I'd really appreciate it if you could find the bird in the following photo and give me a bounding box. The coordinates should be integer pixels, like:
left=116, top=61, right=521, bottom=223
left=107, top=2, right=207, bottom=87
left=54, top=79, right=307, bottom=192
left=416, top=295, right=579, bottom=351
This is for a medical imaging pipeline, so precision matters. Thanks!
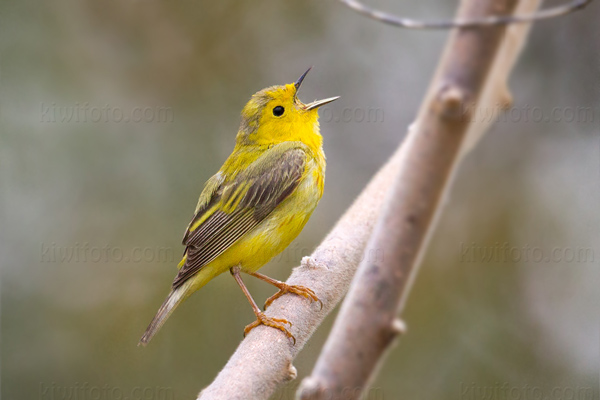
left=139, top=68, right=339, bottom=345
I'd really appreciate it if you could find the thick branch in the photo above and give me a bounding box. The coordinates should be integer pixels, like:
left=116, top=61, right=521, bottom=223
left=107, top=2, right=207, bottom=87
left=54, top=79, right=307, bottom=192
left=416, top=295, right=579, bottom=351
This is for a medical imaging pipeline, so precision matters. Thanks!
left=296, top=0, right=541, bottom=399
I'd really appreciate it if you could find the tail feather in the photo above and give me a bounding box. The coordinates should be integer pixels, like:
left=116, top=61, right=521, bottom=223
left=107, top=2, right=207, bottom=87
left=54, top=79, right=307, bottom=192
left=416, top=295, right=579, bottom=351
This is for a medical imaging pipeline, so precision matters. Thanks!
left=138, top=287, right=187, bottom=346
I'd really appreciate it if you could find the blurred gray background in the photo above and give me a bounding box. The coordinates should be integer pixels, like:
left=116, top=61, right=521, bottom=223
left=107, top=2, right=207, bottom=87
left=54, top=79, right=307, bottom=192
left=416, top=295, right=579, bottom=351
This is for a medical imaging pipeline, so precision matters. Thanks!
left=1, top=0, right=599, bottom=399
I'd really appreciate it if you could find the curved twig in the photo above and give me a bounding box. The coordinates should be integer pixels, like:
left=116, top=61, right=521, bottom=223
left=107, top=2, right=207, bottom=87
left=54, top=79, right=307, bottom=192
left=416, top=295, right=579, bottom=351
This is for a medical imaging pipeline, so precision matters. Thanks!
left=338, top=0, right=591, bottom=29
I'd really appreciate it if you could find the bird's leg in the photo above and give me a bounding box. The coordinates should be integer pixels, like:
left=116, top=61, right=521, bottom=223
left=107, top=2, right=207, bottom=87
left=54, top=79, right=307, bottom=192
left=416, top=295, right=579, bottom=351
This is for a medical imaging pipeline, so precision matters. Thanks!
left=245, top=271, right=322, bottom=310
left=230, top=266, right=295, bottom=344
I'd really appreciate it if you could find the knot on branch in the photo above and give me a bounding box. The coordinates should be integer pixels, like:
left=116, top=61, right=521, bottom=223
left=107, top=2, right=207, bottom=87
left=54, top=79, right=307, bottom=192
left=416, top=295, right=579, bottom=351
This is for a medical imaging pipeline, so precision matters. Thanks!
left=499, top=87, right=514, bottom=110
left=391, top=318, right=407, bottom=335
left=300, top=256, right=329, bottom=271
left=436, top=84, right=470, bottom=121
left=376, top=316, right=405, bottom=349
left=285, top=362, right=298, bottom=381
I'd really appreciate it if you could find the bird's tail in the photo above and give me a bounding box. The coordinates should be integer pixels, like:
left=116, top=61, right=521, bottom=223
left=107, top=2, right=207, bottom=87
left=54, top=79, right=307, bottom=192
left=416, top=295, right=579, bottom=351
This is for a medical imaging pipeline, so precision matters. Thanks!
left=138, top=285, right=189, bottom=346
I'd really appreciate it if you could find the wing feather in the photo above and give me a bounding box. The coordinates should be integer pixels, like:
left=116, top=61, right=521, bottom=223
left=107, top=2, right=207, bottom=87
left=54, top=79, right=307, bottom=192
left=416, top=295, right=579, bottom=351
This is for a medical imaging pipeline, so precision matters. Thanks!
left=172, top=145, right=307, bottom=289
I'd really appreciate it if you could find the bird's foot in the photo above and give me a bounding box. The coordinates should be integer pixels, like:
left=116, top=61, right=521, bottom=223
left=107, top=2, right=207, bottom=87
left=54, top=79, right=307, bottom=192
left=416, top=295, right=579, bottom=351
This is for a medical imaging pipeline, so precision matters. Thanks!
left=244, top=312, right=295, bottom=344
left=264, top=284, right=322, bottom=310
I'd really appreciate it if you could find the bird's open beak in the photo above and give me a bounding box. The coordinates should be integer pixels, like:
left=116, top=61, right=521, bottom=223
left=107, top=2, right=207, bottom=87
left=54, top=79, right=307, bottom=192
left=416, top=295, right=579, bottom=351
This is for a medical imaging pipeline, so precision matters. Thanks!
left=294, top=67, right=312, bottom=90
left=305, top=96, right=340, bottom=110
left=294, top=67, right=340, bottom=110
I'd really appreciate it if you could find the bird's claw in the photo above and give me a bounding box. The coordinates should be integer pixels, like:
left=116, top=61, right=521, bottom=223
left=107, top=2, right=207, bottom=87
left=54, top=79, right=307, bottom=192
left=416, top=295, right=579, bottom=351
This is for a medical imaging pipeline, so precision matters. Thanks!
left=244, top=312, right=295, bottom=344
left=264, top=284, right=322, bottom=310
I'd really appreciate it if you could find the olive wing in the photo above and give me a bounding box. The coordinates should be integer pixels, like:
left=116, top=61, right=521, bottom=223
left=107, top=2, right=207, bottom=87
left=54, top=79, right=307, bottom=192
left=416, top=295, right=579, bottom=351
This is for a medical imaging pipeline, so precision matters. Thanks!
left=172, top=147, right=307, bottom=289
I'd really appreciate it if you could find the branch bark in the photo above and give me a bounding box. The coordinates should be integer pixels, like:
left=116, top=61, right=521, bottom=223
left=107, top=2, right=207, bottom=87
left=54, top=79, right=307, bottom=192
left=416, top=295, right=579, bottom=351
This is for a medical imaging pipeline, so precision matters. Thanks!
left=296, top=1, right=542, bottom=399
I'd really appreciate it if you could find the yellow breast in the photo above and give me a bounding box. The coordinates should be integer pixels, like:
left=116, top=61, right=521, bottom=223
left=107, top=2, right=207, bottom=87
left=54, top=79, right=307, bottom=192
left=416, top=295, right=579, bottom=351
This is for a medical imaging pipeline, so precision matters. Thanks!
left=183, top=154, right=325, bottom=294
left=237, top=154, right=324, bottom=272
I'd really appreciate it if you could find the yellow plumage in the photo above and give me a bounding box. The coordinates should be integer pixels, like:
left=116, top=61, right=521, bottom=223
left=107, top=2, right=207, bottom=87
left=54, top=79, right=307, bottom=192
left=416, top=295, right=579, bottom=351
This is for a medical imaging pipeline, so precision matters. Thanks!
left=139, top=68, right=338, bottom=345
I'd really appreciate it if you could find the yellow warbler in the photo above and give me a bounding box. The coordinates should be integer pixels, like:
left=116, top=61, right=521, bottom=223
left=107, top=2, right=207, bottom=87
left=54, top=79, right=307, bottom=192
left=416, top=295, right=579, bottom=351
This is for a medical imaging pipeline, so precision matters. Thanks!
left=139, top=68, right=338, bottom=345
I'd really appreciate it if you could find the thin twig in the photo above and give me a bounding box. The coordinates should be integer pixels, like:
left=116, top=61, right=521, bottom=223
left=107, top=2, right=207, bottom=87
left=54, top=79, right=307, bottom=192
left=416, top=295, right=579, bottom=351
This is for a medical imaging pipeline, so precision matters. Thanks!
left=338, top=0, right=591, bottom=29
left=297, top=0, right=542, bottom=398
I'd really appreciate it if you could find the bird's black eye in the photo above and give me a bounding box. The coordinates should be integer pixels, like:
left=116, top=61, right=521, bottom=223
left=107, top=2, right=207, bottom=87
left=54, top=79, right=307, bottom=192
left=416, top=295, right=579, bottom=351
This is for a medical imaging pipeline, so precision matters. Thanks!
left=273, top=106, right=285, bottom=117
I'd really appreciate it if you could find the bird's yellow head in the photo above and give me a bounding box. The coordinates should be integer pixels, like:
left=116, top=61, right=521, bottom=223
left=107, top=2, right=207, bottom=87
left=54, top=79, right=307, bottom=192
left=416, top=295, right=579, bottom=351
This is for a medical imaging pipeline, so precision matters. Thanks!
left=237, top=68, right=339, bottom=148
